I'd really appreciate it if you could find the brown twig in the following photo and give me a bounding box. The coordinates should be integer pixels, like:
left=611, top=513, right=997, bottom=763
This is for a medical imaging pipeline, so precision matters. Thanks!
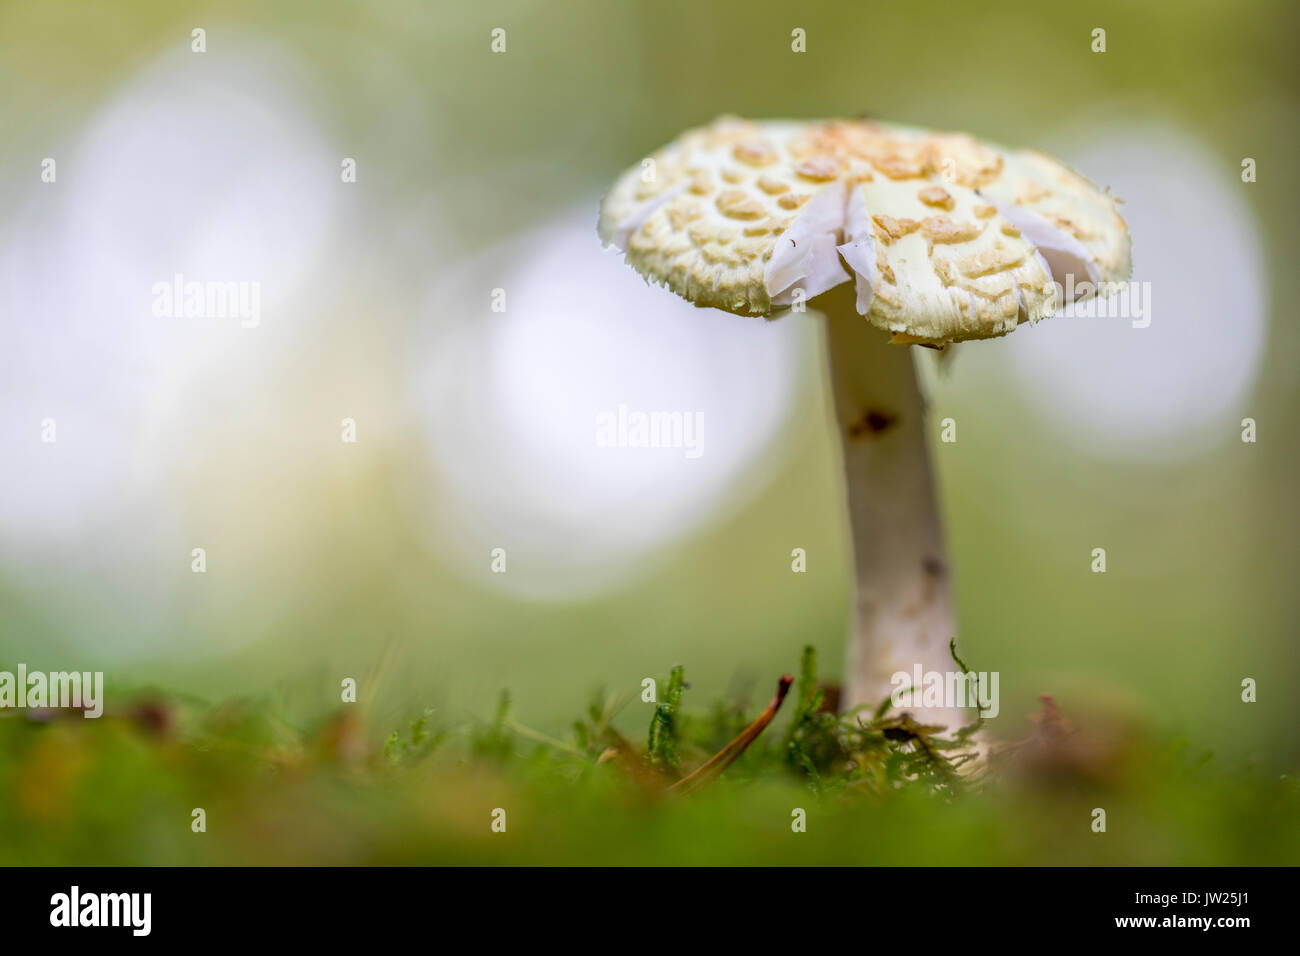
left=600, top=728, right=675, bottom=794
left=670, top=674, right=794, bottom=795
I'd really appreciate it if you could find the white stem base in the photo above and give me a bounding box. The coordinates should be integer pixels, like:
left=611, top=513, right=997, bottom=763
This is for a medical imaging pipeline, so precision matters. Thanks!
left=817, top=285, right=966, bottom=729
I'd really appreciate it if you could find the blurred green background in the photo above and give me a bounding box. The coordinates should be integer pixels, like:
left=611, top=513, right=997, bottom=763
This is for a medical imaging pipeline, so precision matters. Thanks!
left=1, top=0, right=1296, bottom=805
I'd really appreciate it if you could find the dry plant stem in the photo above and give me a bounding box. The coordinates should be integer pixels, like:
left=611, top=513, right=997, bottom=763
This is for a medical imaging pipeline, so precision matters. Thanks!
left=670, top=675, right=794, bottom=795
left=602, top=730, right=675, bottom=794
left=507, top=719, right=587, bottom=757
left=818, top=284, right=966, bottom=729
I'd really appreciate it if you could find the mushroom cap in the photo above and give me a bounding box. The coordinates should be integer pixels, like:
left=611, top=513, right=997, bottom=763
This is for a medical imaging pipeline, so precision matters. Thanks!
left=598, top=117, right=1131, bottom=346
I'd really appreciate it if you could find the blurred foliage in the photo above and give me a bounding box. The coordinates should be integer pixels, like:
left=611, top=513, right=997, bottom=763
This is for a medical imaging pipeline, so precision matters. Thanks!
left=1, top=648, right=1296, bottom=866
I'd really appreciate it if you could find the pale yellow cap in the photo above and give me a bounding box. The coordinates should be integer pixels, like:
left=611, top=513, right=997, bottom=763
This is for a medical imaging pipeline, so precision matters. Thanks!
left=599, top=117, right=1131, bottom=346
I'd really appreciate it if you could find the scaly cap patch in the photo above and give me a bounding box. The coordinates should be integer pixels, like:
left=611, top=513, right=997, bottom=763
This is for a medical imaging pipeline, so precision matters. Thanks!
left=599, top=117, right=1131, bottom=345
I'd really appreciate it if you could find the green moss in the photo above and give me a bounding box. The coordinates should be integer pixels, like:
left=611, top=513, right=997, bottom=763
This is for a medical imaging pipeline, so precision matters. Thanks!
left=0, top=648, right=1296, bottom=866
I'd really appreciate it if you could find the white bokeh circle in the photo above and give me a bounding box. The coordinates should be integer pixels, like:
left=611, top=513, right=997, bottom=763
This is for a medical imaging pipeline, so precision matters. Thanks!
left=1001, top=120, right=1267, bottom=460
left=0, top=43, right=339, bottom=550
left=415, top=208, right=812, bottom=599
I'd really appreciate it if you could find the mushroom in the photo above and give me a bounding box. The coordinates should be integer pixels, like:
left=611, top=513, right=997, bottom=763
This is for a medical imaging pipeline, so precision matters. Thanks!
left=598, top=117, right=1130, bottom=727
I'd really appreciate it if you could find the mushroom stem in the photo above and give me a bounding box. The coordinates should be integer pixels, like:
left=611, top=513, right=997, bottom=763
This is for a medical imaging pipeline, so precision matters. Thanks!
left=816, top=284, right=966, bottom=729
